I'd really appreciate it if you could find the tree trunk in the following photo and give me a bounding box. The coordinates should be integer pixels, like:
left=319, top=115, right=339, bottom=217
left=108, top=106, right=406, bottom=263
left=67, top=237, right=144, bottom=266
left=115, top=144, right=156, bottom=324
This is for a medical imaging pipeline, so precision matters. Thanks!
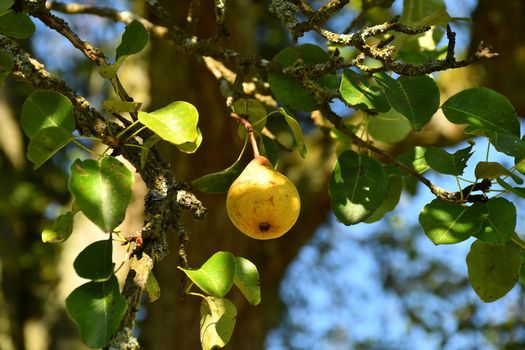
left=139, top=1, right=332, bottom=349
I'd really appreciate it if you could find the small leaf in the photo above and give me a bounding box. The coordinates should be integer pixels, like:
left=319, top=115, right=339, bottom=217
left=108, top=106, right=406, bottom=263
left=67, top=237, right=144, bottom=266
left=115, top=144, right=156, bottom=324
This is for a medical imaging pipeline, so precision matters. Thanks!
left=138, top=101, right=199, bottom=146
left=140, top=135, right=161, bottom=169
left=192, top=139, right=246, bottom=193
left=365, top=176, right=403, bottom=223
left=179, top=251, right=236, bottom=297
left=21, top=90, right=75, bottom=138
left=268, top=44, right=335, bottom=111
left=374, top=73, right=440, bottom=130
left=260, top=134, right=280, bottom=168
left=368, top=109, right=411, bottom=143
left=200, top=297, right=237, bottom=350
left=69, top=157, right=134, bottom=232
left=329, top=150, right=389, bottom=225
left=467, top=240, right=522, bottom=302
left=475, top=161, right=523, bottom=184
left=497, top=178, right=525, bottom=199
left=474, top=198, right=516, bottom=245
left=419, top=199, right=485, bottom=244
left=442, top=87, right=519, bottom=136
left=425, top=145, right=473, bottom=176
left=146, top=272, right=161, bottom=303
left=98, top=56, right=126, bottom=79
left=340, top=69, right=390, bottom=112
left=42, top=211, right=74, bottom=243
left=0, top=10, right=35, bottom=39
left=27, top=127, right=74, bottom=169
left=176, top=127, right=202, bottom=154
left=0, top=50, right=13, bottom=83
left=278, top=108, right=307, bottom=158
left=233, top=99, right=267, bottom=134
left=73, top=239, right=114, bottom=281
left=234, top=257, right=261, bottom=306
left=65, top=275, right=127, bottom=348
left=102, top=99, right=141, bottom=113
left=116, top=20, right=149, bottom=60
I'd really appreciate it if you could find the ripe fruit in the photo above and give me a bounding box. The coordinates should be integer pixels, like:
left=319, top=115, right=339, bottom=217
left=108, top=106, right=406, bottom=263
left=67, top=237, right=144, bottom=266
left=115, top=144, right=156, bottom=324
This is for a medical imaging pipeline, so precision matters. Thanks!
left=226, top=156, right=301, bottom=240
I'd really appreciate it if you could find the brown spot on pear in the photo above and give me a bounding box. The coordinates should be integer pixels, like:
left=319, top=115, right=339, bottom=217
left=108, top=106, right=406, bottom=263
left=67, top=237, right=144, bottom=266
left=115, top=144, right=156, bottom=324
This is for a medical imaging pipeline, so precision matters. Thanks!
left=226, top=156, right=300, bottom=239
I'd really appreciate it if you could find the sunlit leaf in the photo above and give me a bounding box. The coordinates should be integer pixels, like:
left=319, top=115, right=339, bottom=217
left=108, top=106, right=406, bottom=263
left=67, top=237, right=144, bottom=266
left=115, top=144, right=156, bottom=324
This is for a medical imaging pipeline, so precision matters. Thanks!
left=73, top=239, right=114, bottom=281
left=21, top=90, right=75, bottom=138
left=368, top=109, right=411, bottom=143
left=179, top=251, right=236, bottom=297
left=138, top=101, right=199, bottom=146
left=442, top=87, right=519, bottom=136
left=234, top=257, right=261, bottom=306
left=419, top=199, right=485, bottom=244
left=425, top=145, right=473, bottom=176
left=329, top=150, right=389, bottom=225
left=27, top=127, right=74, bottom=169
left=365, top=176, right=403, bottom=223
left=374, top=73, right=440, bottom=130
left=233, top=98, right=267, bottom=135
left=278, top=108, right=307, bottom=158
left=467, top=240, right=522, bottom=302
left=42, top=211, right=74, bottom=243
left=176, top=127, right=202, bottom=154
left=65, top=276, right=127, bottom=348
left=146, top=272, right=161, bottom=303
left=69, top=157, right=134, bottom=232
left=339, top=69, right=390, bottom=112
left=200, top=296, right=237, bottom=350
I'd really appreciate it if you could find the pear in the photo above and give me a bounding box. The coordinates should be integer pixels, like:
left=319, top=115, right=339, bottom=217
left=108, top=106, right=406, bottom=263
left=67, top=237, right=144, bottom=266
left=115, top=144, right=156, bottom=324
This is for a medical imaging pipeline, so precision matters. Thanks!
left=226, top=156, right=301, bottom=240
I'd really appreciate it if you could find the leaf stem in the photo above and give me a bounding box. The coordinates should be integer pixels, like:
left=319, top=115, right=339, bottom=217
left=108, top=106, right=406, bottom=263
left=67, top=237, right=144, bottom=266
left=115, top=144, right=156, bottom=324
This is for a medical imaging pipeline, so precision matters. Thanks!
left=123, top=125, right=147, bottom=144
left=115, top=119, right=141, bottom=139
left=71, top=139, right=100, bottom=156
left=511, top=234, right=525, bottom=252
left=231, top=112, right=260, bottom=158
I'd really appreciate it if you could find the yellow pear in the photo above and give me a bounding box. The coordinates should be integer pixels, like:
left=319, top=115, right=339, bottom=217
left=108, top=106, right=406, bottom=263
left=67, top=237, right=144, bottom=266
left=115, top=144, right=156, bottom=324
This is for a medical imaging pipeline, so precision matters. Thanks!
left=226, top=156, right=300, bottom=240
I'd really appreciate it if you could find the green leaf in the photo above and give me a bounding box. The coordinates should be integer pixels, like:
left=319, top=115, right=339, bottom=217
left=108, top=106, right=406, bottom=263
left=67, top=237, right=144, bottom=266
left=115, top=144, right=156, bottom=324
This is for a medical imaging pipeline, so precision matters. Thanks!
left=486, top=132, right=525, bottom=159
left=467, top=240, right=522, bottom=302
left=475, top=161, right=523, bottom=184
left=69, top=157, right=134, bottom=232
left=374, top=73, right=440, bottom=130
left=234, top=257, right=261, bottom=306
left=176, top=127, right=202, bottom=154
left=419, top=199, right=485, bottom=244
left=339, top=69, right=390, bottom=112
left=260, top=134, right=280, bottom=168
left=0, top=50, right=13, bottom=83
left=401, top=0, right=448, bottom=25
left=474, top=198, right=516, bottom=245
left=98, top=56, right=126, bottom=79
left=497, top=178, right=525, bottom=199
left=140, top=135, right=161, bottom=169
left=179, top=251, right=236, bottom=298
left=73, top=239, right=114, bottom=281
left=268, top=44, right=334, bottom=111
left=425, top=145, right=473, bottom=176
left=368, top=109, right=412, bottom=143
left=389, top=146, right=429, bottom=176
left=138, top=101, right=199, bottom=146
left=278, top=108, right=307, bottom=158
left=27, top=127, right=74, bottom=169
left=0, top=10, right=35, bottom=39
left=365, top=176, right=403, bottom=223
left=0, top=0, right=14, bottom=14
left=442, top=87, right=519, bottom=136
left=200, top=297, right=237, bottom=350
left=146, top=272, right=161, bottom=303
left=21, top=90, right=75, bottom=138
left=65, top=275, right=127, bottom=348
left=191, top=139, right=246, bottom=193
left=102, top=99, right=141, bottom=113
left=116, top=20, right=149, bottom=60
left=42, top=211, right=74, bottom=243
left=329, top=150, right=389, bottom=225
left=233, top=98, right=267, bottom=135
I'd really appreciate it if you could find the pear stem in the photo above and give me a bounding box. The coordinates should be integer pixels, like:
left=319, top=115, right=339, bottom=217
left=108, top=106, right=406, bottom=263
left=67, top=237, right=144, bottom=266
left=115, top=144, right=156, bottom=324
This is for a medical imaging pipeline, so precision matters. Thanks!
left=231, top=112, right=260, bottom=158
